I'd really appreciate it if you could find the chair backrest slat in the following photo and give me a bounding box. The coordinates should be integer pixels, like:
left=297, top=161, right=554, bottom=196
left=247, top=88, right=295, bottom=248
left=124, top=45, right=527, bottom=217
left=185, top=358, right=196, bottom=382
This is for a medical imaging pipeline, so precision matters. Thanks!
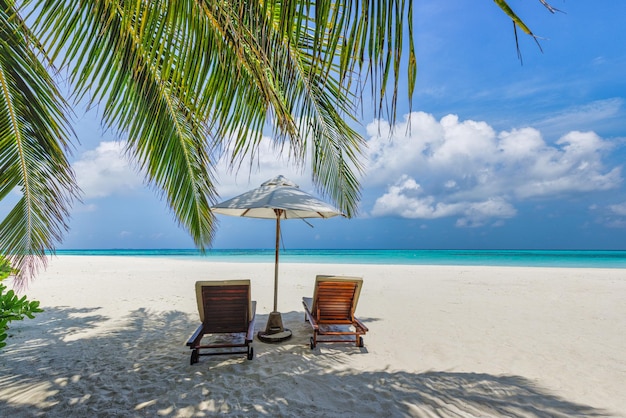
left=195, top=280, right=251, bottom=333
left=312, top=275, right=363, bottom=322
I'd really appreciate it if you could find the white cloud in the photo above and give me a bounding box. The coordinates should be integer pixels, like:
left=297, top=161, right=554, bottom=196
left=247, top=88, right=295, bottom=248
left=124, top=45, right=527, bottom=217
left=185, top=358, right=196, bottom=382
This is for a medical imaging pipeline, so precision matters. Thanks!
left=73, top=141, right=144, bottom=199
left=609, top=202, right=626, bottom=216
left=454, top=198, right=517, bottom=227
left=73, top=203, right=97, bottom=213
left=513, top=131, right=621, bottom=198
left=366, top=112, right=622, bottom=225
left=372, top=175, right=516, bottom=227
left=535, top=98, right=623, bottom=133
left=595, top=202, right=626, bottom=229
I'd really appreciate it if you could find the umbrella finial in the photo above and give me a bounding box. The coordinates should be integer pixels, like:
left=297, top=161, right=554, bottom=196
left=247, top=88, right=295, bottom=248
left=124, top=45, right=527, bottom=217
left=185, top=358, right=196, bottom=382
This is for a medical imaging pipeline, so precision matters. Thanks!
left=262, top=175, right=299, bottom=188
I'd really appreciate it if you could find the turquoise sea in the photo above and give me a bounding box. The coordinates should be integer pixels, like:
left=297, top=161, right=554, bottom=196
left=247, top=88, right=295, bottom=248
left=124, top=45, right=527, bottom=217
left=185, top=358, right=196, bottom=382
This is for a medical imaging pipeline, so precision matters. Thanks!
left=53, top=249, right=626, bottom=269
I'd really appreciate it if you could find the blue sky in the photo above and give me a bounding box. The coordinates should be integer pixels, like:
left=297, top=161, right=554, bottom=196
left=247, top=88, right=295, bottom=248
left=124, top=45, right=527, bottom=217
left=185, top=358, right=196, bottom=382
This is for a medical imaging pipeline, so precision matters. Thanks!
left=7, top=1, right=626, bottom=250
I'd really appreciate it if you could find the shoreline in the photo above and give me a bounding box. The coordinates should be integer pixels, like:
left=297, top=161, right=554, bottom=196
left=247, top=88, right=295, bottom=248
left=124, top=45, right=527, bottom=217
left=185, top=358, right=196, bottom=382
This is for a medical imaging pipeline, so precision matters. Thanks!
left=46, top=249, right=626, bottom=270
left=1, top=256, right=625, bottom=416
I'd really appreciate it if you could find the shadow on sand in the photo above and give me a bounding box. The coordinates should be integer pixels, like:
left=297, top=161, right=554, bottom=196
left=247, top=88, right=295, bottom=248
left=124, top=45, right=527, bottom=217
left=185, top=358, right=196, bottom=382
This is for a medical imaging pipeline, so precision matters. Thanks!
left=0, top=308, right=609, bottom=417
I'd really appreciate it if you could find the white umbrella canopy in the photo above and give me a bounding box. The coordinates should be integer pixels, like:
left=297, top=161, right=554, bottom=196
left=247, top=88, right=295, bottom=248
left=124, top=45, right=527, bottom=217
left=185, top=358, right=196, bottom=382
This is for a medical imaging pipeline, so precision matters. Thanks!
left=211, top=175, right=343, bottom=220
left=211, top=175, right=345, bottom=342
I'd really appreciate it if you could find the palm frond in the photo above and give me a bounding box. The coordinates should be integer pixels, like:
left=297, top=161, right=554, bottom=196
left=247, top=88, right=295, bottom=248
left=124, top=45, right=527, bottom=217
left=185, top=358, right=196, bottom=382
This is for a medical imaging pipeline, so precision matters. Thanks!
left=192, top=1, right=413, bottom=216
left=30, top=0, right=410, bottom=220
left=0, top=1, right=78, bottom=285
left=31, top=0, right=217, bottom=248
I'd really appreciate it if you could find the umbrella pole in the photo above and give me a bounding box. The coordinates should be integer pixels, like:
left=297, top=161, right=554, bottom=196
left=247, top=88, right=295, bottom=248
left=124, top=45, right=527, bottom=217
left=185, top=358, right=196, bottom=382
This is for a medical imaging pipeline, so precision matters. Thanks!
left=258, top=209, right=291, bottom=342
left=274, top=215, right=279, bottom=312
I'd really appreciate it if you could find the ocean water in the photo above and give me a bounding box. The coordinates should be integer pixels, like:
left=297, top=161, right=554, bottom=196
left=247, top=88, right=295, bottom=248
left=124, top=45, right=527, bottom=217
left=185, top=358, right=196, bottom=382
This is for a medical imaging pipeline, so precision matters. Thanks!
left=52, top=249, right=626, bottom=269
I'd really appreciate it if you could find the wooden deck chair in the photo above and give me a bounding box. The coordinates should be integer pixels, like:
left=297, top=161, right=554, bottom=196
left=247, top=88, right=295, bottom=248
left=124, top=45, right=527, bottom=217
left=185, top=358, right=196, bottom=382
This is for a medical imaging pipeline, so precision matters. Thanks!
left=186, top=280, right=256, bottom=364
left=302, top=275, right=368, bottom=349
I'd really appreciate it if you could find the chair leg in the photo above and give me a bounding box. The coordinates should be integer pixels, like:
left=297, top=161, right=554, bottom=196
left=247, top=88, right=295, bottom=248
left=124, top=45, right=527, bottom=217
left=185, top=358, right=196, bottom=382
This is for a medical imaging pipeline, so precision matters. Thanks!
left=190, top=349, right=199, bottom=365
left=310, top=331, right=318, bottom=349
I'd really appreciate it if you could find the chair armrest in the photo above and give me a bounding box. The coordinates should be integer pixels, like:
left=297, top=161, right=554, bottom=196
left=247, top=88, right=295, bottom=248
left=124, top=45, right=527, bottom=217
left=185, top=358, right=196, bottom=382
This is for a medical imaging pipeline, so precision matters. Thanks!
left=354, top=317, right=368, bottom=333
left=246, top=301, right=257, bottom=342
left=302, top=298, right=319, bottom=329
left=186, top=324, right=204, bottom=347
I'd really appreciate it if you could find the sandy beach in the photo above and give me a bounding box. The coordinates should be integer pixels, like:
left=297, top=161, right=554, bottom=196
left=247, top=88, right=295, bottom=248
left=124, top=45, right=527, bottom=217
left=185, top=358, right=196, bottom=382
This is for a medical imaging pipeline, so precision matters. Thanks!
left=1, top=256, right=625, bottom=417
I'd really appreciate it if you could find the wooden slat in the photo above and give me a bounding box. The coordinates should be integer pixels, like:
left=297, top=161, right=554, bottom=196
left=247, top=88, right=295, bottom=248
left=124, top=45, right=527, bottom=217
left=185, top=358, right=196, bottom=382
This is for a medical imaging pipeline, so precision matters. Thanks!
left=202, top=285, right=249, bottom=333
left=315, top=282, right=357, bottom=323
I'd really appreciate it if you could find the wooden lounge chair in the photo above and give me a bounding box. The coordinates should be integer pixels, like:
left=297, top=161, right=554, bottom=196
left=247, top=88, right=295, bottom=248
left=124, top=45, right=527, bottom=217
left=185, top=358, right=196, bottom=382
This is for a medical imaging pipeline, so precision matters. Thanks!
left=186, top=280, right=256, bottom=364
left=302, top=275, right=368, bottom=349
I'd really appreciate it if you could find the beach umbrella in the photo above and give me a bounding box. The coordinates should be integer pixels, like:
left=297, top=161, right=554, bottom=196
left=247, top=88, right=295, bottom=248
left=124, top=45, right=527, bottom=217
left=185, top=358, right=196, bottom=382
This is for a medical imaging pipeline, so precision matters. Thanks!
left=212, top=175, right=344, bottom=342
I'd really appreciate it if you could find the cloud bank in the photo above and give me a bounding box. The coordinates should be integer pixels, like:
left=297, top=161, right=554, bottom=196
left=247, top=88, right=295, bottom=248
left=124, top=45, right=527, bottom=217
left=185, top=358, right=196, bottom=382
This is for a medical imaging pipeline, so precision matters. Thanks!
left=366, top=112, right=622, bottom=226
left=71, top=137, right=314, bottom=202
left=70, top=112, right=622, bottom=228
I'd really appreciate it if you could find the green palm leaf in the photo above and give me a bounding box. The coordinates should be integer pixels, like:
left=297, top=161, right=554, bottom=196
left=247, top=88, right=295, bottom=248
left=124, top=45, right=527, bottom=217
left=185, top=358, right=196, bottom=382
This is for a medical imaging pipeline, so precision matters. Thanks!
left=32, top=0, right=217, bottom=248
left=0, top=2, right=78, bottom=283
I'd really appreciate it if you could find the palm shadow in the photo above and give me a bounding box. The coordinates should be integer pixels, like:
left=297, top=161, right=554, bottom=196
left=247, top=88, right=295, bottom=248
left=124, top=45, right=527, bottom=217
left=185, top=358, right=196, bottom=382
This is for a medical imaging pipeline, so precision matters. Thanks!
left=0, top=308, right=609, bottom=417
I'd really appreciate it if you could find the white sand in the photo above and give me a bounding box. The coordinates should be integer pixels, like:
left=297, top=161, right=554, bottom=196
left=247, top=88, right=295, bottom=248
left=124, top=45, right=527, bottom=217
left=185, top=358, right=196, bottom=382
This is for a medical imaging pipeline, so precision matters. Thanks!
left=1, top=256, right=625, bottom=417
